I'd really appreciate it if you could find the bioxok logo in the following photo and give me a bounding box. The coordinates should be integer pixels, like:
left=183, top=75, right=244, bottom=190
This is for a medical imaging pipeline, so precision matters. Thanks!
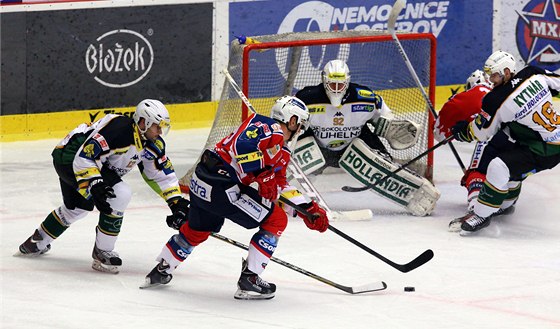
left=85, top=29, right=154, bottom=88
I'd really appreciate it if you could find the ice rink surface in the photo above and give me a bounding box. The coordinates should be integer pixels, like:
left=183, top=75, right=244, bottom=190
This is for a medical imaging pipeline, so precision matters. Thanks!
left=1, top=127, right=559, bottom=329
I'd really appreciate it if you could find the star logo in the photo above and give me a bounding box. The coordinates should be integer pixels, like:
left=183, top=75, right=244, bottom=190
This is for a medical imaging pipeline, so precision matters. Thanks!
left=515, top=0, right=560, bottom=71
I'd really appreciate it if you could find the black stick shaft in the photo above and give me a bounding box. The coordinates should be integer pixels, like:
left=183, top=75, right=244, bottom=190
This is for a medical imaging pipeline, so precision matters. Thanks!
left=279, top=196, right=434, bottom=273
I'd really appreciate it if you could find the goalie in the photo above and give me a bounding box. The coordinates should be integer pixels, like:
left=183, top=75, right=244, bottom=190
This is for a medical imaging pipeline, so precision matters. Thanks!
left=295, top=59, right=439, bottom=216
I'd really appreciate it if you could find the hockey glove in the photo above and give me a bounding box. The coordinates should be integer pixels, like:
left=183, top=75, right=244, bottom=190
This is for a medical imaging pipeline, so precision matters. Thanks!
left=167, top=197, right=190, bottom=230
left=451, top=120, right=474, bottom=142
left=297, top=201, right=329, bottom=233
left=89, top=179, right=116, bottom=214
left=255, top=169, right=277, bottom=201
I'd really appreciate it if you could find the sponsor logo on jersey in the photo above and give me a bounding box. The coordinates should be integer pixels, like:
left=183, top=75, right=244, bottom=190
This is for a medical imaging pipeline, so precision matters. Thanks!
left=470, top=142, right=487, bottom=168
left=236, top=151, right=263, bottom=164
left=334, top=111, right=344, bottom=116
left=328, top=140, right=346, bottom=148
left=266, top=145, right=280, bottom=158
left=85, top=29, right=154, bottom=88
left=190, top=174, right=212, bottom=202
left=308, top=106, right=326, bottom=114
left=515, top=0, right=560, bottom=72
left=351, top=104, right=376, bottom=112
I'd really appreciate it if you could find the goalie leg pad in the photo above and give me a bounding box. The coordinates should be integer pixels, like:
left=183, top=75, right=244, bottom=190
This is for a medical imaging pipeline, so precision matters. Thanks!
left=339, top=139, right=440, bottom=216
left=293, top=136, right=326, bottom=175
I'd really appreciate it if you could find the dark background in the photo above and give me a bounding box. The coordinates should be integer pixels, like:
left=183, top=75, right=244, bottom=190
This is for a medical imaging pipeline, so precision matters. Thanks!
left=1, top=3, right=213, bottom=115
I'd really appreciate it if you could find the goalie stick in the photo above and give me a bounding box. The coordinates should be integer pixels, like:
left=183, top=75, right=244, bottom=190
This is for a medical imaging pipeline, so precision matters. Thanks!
left=221, top=68, right=373, bottom=222
left=388, top=0, right=466, bottom=173
left=342, top=135, right=453, bottom=192
left=211, top=233, right=387, bottom=294
left=279, top=195, right=434, bottom=273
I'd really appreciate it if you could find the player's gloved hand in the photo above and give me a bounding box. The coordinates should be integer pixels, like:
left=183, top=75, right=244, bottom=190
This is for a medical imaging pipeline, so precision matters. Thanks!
left=167, top=197, right=190, bottom=230
left=297, top=201, right=329, bottom=233
left=89, top=179, right=116, bottom=214
left=451, top=120, right=474, bottom=142
left=255, top=169, right=277, bottom=200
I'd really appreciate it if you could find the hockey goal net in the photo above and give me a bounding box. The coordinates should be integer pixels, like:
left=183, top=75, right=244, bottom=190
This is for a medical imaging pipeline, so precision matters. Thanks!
left=180, top=29, right=436, bottom=189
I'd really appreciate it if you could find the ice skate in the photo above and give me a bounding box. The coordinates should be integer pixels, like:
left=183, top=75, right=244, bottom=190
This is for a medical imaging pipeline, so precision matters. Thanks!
left=234, top=259, right=276, bottom=300
left=448, top=211, right=473, bottom=232
left=459, top=213, right=491, bottom=236
left=91, top=245, right=122, bottom=274
left=16, top=229, right=51, bottom=256
left=140, top=259, right=173, bottom=289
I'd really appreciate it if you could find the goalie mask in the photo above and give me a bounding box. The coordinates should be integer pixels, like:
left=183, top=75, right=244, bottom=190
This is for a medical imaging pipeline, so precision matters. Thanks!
left=484, top=50, right=517, bottom=77
left=134, top=99, right=171, bottom=139
left=322, top=60, right=350, bottom=107
left=271, top=95, right=310, bottom=135
left=465, top=70, right=492, bottom=90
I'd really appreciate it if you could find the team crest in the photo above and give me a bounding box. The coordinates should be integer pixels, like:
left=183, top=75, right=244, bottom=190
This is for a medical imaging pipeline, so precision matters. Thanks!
left=515, top=0, right=560, bottom=71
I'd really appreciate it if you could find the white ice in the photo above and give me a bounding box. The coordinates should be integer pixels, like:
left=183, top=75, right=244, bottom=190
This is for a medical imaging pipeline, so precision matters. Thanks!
left=1, top=128, right=559, bottom=329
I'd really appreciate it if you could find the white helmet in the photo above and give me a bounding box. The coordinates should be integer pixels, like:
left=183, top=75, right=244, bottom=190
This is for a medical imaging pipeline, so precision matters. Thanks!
left=465, top=70, right=492, bottom=90
left=322, top=59, right=350, bottom=106
left=271, top=95, right=310, bottom=130
left=484, top=50, right=517, bottom=77
left=133, top=99, right=171, bottom=138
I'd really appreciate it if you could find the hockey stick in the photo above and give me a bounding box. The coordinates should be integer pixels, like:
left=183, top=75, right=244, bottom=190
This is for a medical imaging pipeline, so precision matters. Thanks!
left=221, top=68, right=373, bottom=221
left=342, top=135, right=453, bottom=192
left=279, top=196, right=434, bottom=273
left=388, top=0, right=466, bottom=173
left=211, top=232, right=387, bottom=294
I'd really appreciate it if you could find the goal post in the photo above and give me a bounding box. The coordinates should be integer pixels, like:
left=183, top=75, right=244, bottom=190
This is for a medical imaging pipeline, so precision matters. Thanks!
left=179, top=29, right=436, bottom=190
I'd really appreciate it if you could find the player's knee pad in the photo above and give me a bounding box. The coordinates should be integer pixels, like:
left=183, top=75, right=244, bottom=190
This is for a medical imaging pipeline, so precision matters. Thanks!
left=107, top=181, right=132, bottom=216
left=180, top=223, right=211, bottom=246
left=339, top=138, right=440, bottom=216
left=260, top=205, right=287, bottom=236
left=486, top=157, right=510, bottom=189
left=293, top=136, right=326, bottom=175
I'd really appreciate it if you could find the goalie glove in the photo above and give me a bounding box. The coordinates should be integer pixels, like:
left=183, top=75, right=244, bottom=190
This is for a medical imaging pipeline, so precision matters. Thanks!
left=296, top=201, right=329, bottom=233
left=373, top=116, right=421, bottom=150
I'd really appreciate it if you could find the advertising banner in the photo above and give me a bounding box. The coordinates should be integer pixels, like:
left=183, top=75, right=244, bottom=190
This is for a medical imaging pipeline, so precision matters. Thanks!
left=1, top=3, right=212, bottom=115
left=230, top=0, right=493, bottom=86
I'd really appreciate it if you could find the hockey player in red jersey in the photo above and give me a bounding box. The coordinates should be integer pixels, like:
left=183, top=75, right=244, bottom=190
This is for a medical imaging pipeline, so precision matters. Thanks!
left=17, top=99, right=189, bottom=274
left=452, top=50, right=560, bottom=234
left=142, top=96, right=329, bottom=300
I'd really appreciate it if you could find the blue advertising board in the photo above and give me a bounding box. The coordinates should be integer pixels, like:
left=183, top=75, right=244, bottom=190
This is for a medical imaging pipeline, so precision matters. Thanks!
left=230, top=0, right=493, bottom=86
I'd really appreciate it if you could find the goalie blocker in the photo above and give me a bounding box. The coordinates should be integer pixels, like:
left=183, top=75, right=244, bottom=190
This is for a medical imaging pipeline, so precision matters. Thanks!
left=339, top=139, right=440, bottom=216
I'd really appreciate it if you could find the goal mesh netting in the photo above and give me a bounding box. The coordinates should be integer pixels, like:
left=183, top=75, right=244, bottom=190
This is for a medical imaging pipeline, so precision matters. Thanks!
left=180, top=30, right=436, bottom=188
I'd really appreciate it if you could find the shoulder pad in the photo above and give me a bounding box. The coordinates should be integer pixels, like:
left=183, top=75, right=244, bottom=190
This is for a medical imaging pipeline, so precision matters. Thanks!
left=144, top=137, right=166, bottom=157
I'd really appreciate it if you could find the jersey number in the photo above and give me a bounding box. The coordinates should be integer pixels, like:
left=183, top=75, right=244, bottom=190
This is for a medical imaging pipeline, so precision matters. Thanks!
left=333, top=117, right=344, bottom=126
left=532, top=102, right=559, bottom=132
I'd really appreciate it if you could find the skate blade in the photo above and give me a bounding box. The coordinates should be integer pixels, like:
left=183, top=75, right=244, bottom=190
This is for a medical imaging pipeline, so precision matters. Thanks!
left=448, top=221, right=463, bottom=232
left=92, top=260, right=119, bottom=274
left=233, top=289, right=275, bottom=300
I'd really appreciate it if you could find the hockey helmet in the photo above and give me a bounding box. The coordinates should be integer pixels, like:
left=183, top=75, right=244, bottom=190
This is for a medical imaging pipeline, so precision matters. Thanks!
left=322, top=59, right=350, bottom=106
left=133, top=99, right=171, bottom=138
left=271, top=95, right=310, bottom=130
left=465, top=70, right=492, bottom=90
left=484, top=51, right=517, bottom=77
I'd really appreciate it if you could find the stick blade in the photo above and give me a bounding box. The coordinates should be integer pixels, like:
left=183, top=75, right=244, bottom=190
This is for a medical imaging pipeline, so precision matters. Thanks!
left=348, top=281, right=388, bottom=294
left=330, top=209, right=373, bottom=221
left=401, top=249, right=434, bottom=273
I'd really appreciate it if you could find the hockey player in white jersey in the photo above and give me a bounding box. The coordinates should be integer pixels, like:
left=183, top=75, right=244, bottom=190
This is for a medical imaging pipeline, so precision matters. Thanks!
left=17, top=99, right=189, bottom=273
left=294, top=59, right=439, bottom=216
left=452, top=51, right=560, bottom=234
